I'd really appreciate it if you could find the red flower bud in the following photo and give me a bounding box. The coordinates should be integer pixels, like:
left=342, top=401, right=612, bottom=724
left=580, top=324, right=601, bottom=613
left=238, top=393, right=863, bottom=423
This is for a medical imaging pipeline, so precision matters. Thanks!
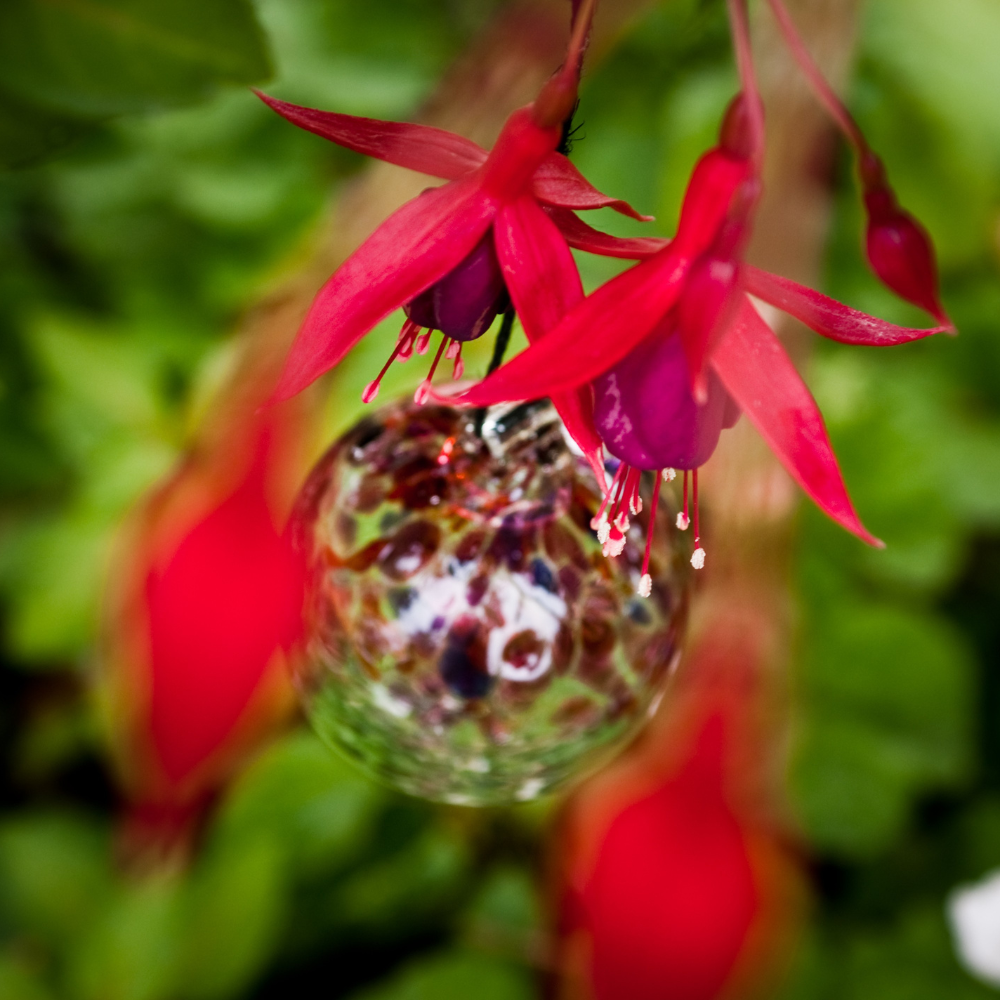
left=859, top=154, right=950, bottom=324
left=864, top=182, right=949, bottom=325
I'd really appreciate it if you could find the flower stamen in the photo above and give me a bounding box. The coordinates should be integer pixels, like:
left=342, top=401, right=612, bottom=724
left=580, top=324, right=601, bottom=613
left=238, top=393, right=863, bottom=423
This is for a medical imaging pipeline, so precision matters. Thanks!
left=362, top=319, right=421, bottom=403
left=676, top=470, right=691, bottom=531
left=414, top=335, right=451, bottom=404
left=608, top=467, right=634, bottom=535
left=591, top=462, right=627, bottom=531
left=600, top=465, right=632, bottom=557
left=638, top=470, right=663, bottom=598
left=690, top=467, right=706, bottom=569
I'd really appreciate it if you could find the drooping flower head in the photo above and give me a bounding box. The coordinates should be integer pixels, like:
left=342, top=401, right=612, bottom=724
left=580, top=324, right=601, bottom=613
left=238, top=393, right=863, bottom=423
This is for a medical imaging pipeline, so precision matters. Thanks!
left=454, top=0, right=953, bottom=593
left=259, top=0, right=651, bottom=484
left=764, top=0, right=951, bottom=325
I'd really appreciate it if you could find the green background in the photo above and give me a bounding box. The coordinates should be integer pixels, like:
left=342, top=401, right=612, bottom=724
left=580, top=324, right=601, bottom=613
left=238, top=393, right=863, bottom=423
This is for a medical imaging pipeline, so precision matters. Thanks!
left=1, top=0, right=1000, bottom=996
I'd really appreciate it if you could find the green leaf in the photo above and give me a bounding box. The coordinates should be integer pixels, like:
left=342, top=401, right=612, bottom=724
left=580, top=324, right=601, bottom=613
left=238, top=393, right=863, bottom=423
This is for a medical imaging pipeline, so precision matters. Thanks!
left=0, top=812, right=113, bottom=946
left=863, top=0, right=1000, bottom=170
left=0, top=313, right=179, bottom=662
left=0, top=88, right=95, bottom=170
left=790, top=603, right=974, bottom=857
left=174, top=837, right=286, bottom=1000
left=333, top=828, right=471, bottom=934
left=211, top=731, right=383, bottom=880
left=67, top=875, right=181, bottom=1000
left=790, top=715, right=927, bottom=860
left=775, top=907, right=997, bottom=1000
left=0, top=953, right=54, bottom=1000
left=459, top=866, right=541, bottom=958
left=349, top=950, right=536, bottom=1000
left=0, top=0, right=272, bottom=117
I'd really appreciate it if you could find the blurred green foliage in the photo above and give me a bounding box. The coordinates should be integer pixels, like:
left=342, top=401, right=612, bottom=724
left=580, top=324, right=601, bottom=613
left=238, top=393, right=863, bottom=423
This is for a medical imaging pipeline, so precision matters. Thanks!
left=0, top=0, right=998, bottom=997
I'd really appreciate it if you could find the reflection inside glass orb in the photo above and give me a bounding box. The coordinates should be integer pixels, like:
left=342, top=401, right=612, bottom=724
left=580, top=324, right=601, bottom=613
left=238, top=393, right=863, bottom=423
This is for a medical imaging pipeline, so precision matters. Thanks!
left=290, top=398, right=690, bottom=805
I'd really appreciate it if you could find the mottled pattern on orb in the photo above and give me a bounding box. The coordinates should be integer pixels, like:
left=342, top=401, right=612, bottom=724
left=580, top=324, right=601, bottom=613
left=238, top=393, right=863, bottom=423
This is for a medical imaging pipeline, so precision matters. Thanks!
left=291, top=399, right=690, bottom=806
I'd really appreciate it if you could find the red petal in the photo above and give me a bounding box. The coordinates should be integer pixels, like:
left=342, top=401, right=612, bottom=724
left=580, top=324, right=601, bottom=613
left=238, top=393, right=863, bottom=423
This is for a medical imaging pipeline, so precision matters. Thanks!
left=548, top=206, right=668, bottom=259
left=274, top=178, right=497, bottom=400
left=712, top=299, right=882, bottom=547
left=457, top=245, right=693, bottom=407
left=494, top=196, right=606, bottom=484
left=743, top=266, right=953, bottom=344
left=255, top=91, right=486, bottom=179
left=534, top=154, right=654, bottom=221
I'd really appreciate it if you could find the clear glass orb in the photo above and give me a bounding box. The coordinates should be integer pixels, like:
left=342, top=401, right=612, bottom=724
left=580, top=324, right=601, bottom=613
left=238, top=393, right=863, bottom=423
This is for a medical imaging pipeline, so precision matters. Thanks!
left=290, top=398, right=690, bottom=806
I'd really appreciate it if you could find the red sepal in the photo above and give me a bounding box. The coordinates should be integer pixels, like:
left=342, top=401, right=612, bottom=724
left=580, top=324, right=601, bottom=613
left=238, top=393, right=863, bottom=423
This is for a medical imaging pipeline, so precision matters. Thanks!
left=494, top=196, right=606, bottom=486
left=534, top=154, right=654, bottom=221
left=255, top=91, right=487, bottom=179
left=273, top=178, right=498, bottom=400
left=675, top=148, right=751, bottom=251
left=256, top=94, right=647, bottom=224
left=477, top=106, right=563, bottom=204
left=712, top=300, right=882, bottom=547
left=548, top=207, right=668, bottom=259
left=678, top=255, right=742, bottom=402
left=743, top=267, right=953, bottom=343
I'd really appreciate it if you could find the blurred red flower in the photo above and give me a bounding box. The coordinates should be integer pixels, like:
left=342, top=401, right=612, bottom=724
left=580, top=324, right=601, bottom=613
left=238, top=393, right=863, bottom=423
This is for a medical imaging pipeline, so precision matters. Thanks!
left=566, top=715, right=757, bottom=1000
left=554, top=607, right=799, bottom=1000
left=104, top=408, right=307, bottom=860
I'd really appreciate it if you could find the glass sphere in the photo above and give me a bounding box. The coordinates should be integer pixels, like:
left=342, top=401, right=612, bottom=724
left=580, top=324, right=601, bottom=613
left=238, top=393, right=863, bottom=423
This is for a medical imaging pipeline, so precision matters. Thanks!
left=290, top=398, right=690, bottom=805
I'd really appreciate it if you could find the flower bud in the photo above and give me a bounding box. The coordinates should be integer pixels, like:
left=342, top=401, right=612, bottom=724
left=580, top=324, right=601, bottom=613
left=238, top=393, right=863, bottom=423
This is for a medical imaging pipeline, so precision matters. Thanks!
left=861, top=154, right=949, bottom=324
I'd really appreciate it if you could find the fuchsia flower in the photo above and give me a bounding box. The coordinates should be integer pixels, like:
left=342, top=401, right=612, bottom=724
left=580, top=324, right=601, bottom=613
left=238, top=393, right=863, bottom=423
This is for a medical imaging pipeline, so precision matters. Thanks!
left=143, top=427, right=304, bottom=790
left=260, top=0, right=647, bottom=483
left=556, top=610, right=797, bottom=1000
left=108, top=414, right=305, bottom=852
left=455, top=0, right=955, bottom=593
left=564, top=714, right=759, bottom=1000
left=764, top=0, right=951, bottom=325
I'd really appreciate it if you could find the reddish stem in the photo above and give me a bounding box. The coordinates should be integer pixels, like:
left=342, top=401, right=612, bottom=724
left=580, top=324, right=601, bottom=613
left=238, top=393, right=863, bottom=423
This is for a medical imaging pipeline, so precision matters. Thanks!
left=765, top=0, right=868, bottom=155
left=693, top=468, right=701, bottom=542
left=534, top=0, right=597, bottom=126
left=726, top=0, right=766, bottom=171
